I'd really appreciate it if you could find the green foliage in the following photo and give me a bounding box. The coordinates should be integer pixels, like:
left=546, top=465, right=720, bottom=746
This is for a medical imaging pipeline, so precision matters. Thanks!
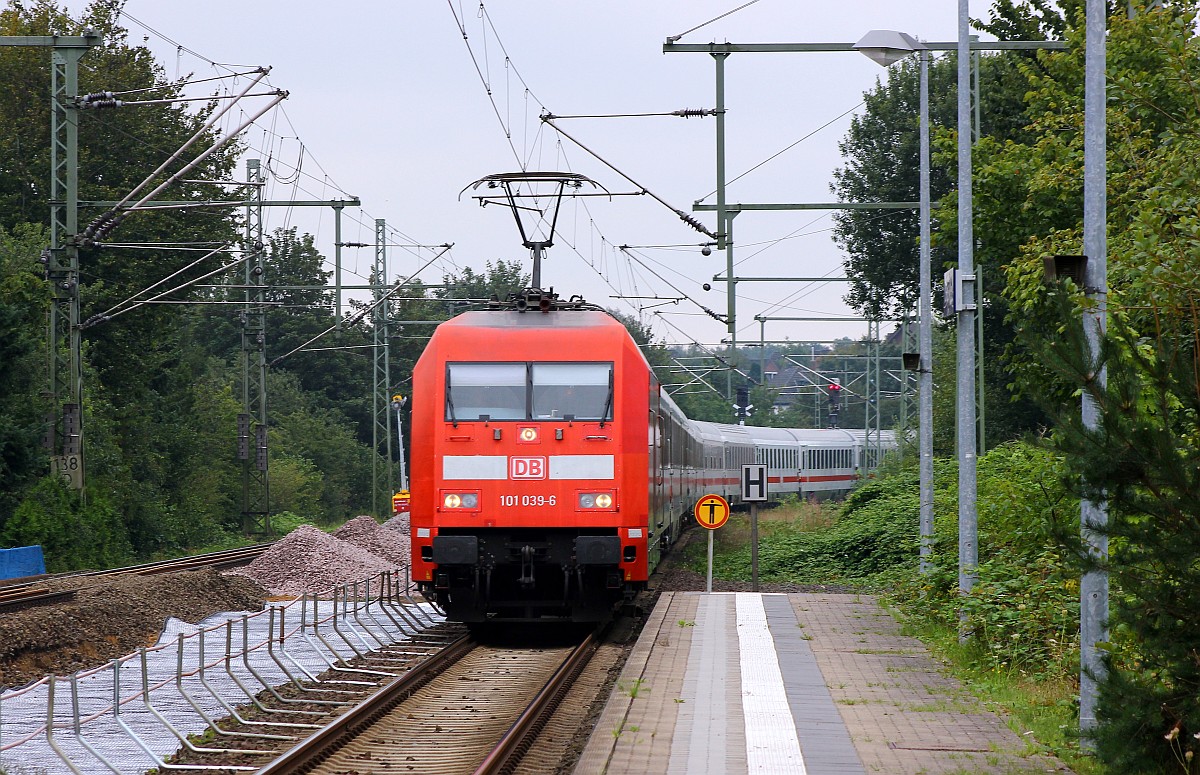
left=0, top=223, right=49, bottom=528
left=437, top=259, right=527, bottom=303
left=892, top=443, right=1078, bottom=679
left=831, top=53, right=958, bottom=320
left=695, top=479, right=919, bottom=585
left=971, top=4, right=1200, bottom=763
left=2, top=476, right=133, bottom=571
left=1015, top=293, right=1200, bottom=768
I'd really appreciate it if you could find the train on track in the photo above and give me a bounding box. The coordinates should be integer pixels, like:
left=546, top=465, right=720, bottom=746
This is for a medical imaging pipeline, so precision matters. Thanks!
left=409, top=289, right=895, bottom=623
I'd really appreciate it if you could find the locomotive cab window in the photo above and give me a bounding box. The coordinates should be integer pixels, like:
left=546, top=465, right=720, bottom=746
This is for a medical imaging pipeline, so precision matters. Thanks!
left=446, top=362, right=527, bottom=421
left=445, top=361, right=613, bottom=422
left=532, top=362, right=613, bottom=421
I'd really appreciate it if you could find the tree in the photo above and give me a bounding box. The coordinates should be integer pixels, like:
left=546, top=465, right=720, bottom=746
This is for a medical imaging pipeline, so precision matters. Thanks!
left=436, top=259, right=527, bottom=305
left=830, top=54, right=958, bottom=321
left=830, top=3, right=1066, bottom=447
left=0, top=224, right=49, bottom=530
left=972, top=1, right=1200, bottom=766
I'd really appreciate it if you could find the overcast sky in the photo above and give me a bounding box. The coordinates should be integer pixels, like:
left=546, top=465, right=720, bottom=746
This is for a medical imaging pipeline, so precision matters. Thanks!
left=65, top=0, right=993, bottom=347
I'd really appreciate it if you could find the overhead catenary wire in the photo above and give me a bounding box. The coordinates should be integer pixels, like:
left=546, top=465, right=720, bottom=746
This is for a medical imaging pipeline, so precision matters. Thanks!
left=105, top=69, right=265, bottom=98
left=619, top=246, right=726, bottom=323
left=81, top=244, right=241, bottom=328
left=82, top=69, right=280, bottom=241
left=102, top=6, right=454, bottom=314
left=541, top=115, right=718, bottom=240
left=446, top=0, right=525, bottom=168
left=695, top=101, right=866, bottom=203
left=86, top=90, right=283, bottom=109
left=270, top=244, right=454, bottom=367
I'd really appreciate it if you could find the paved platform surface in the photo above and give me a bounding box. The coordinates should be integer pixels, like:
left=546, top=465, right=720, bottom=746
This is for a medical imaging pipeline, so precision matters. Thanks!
left=574, top=592, right=1071, bottom=774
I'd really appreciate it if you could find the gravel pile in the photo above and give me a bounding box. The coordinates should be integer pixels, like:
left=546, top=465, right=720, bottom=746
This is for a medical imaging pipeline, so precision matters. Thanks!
left=334, top=515, right=411, bottom=566
left=229, top=524, right=395, bottom=597
left=383, top=513, right=410, bottom=533
left=0, top=569, right=266, bottom=688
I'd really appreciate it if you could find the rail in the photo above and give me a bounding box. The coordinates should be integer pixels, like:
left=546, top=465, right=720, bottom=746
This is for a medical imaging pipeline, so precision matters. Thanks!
left=475, top=630, right=600, bottom=775
left=0, top=567, right=450, bottom=774
left=254, top=634, right=476, bottom=774
left=80, top=543, right=273, bottom=577
left=254, top=630, right=599, bottom=775
left=0, top=544, right=274, bottom=613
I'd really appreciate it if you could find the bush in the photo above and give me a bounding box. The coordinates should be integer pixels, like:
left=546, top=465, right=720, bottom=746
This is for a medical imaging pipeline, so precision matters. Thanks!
left=3, top=477, right=133, bottom=571
left=891, top=442, right=1079, bottom=679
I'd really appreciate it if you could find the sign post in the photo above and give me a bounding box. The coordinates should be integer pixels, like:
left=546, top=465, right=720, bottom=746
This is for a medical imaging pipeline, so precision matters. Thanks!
left=742, top=464, right=768, bottom=591
left=694, top=494, right=731, bottom=593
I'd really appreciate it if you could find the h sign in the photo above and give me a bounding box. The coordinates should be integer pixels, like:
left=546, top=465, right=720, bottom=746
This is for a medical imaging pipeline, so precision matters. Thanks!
left=742, top=464, right=768, bottom=502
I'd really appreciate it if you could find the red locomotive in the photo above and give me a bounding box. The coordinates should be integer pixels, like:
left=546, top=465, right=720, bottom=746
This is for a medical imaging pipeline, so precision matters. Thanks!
left=410, top=290, right=894, bottom=623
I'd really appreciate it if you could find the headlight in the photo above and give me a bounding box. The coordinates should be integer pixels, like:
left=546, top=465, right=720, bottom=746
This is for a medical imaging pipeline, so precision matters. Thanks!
left=442, top=492, right=479, bottom=509
left=578, top=492, right=615, bottom=509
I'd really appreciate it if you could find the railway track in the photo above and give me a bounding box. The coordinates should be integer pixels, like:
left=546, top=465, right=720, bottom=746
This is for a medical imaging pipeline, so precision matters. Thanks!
left=181, top=628, right=601, bottom=775
left=0, top=543, right=272, bottom=612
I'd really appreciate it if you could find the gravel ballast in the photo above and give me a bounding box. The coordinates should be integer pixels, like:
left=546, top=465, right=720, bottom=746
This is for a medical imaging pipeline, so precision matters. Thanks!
left=227, top=524, right=398, bottom=596
left=334, top=514, right=411, bottom=566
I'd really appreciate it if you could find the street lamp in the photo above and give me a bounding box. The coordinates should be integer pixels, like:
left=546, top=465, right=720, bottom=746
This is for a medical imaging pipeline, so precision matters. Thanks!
left=853, top=30, right=935, bottom=574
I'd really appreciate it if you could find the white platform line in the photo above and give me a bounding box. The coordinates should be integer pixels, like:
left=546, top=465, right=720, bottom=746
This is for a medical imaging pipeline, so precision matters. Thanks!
left=737, top=593, right=807, bottom=774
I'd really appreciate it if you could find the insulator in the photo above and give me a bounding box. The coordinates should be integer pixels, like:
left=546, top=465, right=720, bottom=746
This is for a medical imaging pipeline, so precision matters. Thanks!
left=675, top=209, right=716, bottom=239
left=80, top=91, right=114, bottom=102
left=80, top=98, right=122, bottom=109
left=671, top=108, right=714, bottom=118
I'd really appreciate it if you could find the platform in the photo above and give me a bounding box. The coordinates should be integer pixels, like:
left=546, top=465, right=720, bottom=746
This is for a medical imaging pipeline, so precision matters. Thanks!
left=573, top=591, right=1070, bottom=774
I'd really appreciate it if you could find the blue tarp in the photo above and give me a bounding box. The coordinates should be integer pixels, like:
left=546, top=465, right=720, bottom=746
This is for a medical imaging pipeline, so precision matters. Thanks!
left=0, top=545, right=47, bottom=580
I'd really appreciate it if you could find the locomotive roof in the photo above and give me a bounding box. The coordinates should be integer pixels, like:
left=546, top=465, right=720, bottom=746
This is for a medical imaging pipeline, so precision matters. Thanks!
left=438, top=309, right=624, bottom=331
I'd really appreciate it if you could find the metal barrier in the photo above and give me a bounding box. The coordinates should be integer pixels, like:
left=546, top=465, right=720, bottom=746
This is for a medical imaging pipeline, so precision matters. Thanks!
left=0, top=567, right=448, bottom=774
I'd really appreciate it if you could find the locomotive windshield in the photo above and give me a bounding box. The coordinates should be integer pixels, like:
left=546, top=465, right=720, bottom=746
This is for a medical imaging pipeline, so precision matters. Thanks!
left=445, top=361, right=614, bottom=422
left=532, top=363, right=612, bottom=421
left=446, top=363, right=526, bottom=420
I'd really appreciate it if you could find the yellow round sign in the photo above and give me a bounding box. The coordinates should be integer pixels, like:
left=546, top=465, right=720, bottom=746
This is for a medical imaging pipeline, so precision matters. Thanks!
left=694, top=494, right=731, bottom=530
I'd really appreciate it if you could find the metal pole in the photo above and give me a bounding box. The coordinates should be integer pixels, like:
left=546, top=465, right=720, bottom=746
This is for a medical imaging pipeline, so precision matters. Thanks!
left=241, top=159, right=269, bottom=535
left=372, top=219, right=392, bottom=516
left=971, top=38, right=987, bottom=456
left=918, top=49, right=935, bottom=574
left=813, top=344, right=820, bottom=427
left=957, top=0, right=979, bottom=633
left=1079, top=0, right=1109, bottom=740
left=706, top=530, right=714, bottom=594
left=713, top=52, right=735, bottom=399
left=334, top=202, right=343, bottom=322
left=750, top=503, right=759, bottom=592
left=394, top=399, right=409, bottom=492
left=759, top=319, right=766, bottom=385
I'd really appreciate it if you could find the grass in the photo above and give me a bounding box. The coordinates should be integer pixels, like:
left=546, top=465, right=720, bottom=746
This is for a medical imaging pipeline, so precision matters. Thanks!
left=893, top=612, right=1104, bottom=775
left=682, top=497, right=843, bottom=577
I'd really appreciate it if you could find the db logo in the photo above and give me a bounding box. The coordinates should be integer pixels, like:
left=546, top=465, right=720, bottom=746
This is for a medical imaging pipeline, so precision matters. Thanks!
left=510, top=456, right=546, bottom=479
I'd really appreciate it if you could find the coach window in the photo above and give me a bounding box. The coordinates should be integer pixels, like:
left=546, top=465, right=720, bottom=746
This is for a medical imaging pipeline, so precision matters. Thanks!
left=446, top=362, right=527, bottom=420
left=532, top=362, right=613, bottom=421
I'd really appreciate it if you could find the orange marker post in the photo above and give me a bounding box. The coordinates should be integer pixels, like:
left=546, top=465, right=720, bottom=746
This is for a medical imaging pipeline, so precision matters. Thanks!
left=694, top=494, right=731, bottom=593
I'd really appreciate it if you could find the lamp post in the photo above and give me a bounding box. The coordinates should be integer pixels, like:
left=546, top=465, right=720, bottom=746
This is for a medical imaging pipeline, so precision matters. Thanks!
left=853, top=31, right=934, bottom=574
